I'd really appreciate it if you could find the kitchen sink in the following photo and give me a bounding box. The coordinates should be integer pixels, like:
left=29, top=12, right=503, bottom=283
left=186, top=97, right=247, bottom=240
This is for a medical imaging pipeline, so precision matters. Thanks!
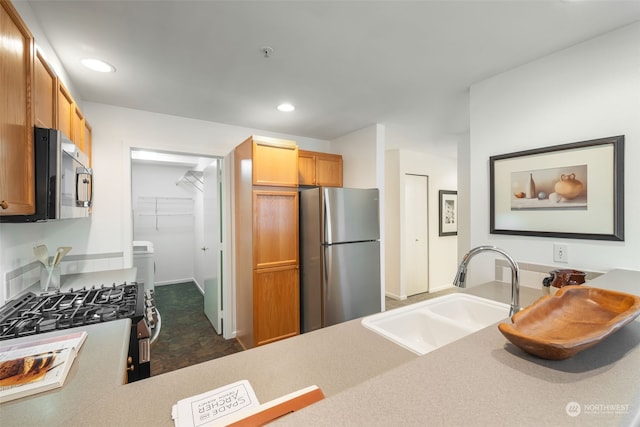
left=361, top=293, right=510, bottom=355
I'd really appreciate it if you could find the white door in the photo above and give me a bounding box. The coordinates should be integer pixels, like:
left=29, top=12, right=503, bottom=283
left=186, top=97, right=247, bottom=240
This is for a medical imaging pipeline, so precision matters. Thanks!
left=203, top=160, right=222, bottom=333
left=404, top=174, right=429, bottom=296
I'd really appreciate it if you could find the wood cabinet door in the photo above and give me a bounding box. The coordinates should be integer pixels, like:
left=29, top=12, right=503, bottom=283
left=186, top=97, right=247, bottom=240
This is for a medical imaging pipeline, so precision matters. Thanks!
left=72, top=104, right=85, bottom=150
left=252, top=139, right=298, bottom=187
left=316, top=154, right=343, bottom=187
left=253, top=266, right=300, bottom=346
left=297, top=150, right=315, bottom=186
left=253, top=190, right=299, bottom=269
left=0, top=0, right=35, bottom=215
left=56, top=81, right=73, bottom=138
left=34, top=50, right=56, bottom=129
left=83, top=120, right=92, bottom=165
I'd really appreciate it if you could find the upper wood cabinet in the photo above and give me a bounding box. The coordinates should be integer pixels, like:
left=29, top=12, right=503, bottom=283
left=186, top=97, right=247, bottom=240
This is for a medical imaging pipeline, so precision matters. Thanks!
left=83, top=120, right=92, bottom=165
left=57, top=80, right=91, bottom=162
left=250, top=136, right=298, bottom=187
left=298, top=150, right=343, bottom=187
left=72, top=104, right=85, bottom=148
left=0, top=0, right=35, bottom=216
left=56, top=80, right=73, bottom=139
left=297, top=151, right=316, bottom=185
left=34, top=49, right=56, bottom=129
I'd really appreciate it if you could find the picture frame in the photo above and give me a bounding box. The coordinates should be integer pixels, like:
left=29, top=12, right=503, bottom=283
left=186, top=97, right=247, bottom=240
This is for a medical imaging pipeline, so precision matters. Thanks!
left=439, top=190, right=458, bottom=236
left=490, top=135, right=624, bottom=241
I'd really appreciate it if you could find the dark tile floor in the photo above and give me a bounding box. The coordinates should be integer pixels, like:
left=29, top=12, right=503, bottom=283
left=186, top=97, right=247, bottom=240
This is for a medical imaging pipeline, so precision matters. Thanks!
left=151, top=282, right=243, bottom=376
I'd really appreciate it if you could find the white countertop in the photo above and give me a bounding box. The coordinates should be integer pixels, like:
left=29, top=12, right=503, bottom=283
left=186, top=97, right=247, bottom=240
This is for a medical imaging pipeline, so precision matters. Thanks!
left=0, top=320, right=131, bottom=424
left=1, top=269, right=639, bottom=426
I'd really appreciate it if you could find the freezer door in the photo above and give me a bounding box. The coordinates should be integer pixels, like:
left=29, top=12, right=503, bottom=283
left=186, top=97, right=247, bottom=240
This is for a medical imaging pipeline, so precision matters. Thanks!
left=323, top=188, right=380, bottom=244
left=323, top=241, right=381, bottom=327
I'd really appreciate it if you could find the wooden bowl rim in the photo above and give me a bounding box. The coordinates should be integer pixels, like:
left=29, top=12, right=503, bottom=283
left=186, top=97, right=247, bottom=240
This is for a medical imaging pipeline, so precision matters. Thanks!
left=498, top=286, right=640, bottom=359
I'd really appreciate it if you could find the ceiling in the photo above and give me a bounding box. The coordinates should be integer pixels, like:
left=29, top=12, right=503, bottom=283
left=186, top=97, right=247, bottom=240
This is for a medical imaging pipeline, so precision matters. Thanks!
left=25, top=1, right=640, bottom=158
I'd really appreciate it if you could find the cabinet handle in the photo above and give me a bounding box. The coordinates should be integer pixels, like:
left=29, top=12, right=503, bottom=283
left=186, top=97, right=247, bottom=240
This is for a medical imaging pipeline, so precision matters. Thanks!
left=0, top=200, right=8, bottom=210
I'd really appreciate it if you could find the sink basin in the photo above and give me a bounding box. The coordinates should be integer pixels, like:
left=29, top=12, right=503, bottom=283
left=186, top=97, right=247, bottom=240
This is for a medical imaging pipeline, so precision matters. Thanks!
left=362, top=293, right=510, bottom=355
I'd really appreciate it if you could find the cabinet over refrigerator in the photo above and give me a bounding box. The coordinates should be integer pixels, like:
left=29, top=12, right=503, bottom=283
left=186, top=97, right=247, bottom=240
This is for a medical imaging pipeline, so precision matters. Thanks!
left=300, top=187, right=381, bottom=333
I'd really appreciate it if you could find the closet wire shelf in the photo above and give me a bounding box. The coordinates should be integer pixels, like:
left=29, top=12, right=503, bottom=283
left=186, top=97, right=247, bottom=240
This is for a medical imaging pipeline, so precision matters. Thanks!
left=134, top=196, right=194, bottom=231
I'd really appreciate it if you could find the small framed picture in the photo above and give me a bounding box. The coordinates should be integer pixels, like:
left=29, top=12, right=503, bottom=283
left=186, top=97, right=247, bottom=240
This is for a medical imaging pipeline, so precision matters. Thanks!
left=439, top=190, right=458, bottom=236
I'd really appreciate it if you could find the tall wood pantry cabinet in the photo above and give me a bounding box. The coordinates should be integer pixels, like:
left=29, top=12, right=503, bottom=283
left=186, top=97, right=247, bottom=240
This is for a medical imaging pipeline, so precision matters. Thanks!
left=234, top=136, right=300, bottom=349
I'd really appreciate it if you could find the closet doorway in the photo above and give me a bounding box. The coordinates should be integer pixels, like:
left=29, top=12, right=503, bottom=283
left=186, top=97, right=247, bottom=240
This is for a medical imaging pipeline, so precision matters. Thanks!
left=130, top=149, right=223, bottom=334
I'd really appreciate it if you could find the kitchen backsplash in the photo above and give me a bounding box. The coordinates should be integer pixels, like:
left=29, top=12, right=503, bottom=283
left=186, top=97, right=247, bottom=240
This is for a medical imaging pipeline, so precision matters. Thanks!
left=3, top=252, right=125, bottom=304
left=495, top=259, right=602, bottom=289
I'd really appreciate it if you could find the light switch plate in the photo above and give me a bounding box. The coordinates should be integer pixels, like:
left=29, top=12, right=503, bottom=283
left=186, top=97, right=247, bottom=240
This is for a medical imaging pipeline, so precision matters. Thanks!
left=553, top=244, right=568, bottom=263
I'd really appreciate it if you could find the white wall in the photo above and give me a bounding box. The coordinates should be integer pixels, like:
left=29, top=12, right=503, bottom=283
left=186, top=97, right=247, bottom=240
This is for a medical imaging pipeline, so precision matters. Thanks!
left=456, top=133, right=471, bottom=261
left=83, top=102, right=331, bottom=271
left=384, top=150, right=401, bottom=299
left=385, top=149, right=458, bottom=299
left=331, top=124, right=384, bottom=189
left=467, top=22, right=640, bottom=286
left=131, top=162, right=197, bottom=285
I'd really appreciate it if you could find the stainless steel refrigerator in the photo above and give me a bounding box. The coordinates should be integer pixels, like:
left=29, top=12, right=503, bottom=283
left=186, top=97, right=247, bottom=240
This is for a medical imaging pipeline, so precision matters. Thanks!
left=300, top=187, right=381, bottom=333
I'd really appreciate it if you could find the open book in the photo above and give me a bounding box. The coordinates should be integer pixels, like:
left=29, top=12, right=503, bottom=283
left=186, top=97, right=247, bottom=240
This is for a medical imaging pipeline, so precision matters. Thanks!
left=172, top=380, right=324, bottom=427
left=0, top=330, right=88, bottom=403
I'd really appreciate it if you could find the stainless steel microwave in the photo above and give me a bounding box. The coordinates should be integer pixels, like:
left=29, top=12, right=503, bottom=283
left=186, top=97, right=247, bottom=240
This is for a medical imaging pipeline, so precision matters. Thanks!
left=0, top=127, right=93, bottom=222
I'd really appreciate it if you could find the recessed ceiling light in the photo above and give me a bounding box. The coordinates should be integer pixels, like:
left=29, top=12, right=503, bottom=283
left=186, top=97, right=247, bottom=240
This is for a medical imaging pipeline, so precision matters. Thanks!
left=277, top=103, right=295, bottom=112
left=81, top=58, right=116, bottom=73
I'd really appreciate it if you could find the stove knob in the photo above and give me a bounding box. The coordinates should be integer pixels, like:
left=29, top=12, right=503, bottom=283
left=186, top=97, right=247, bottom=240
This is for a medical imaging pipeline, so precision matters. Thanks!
left=146, top=308, right=157, bottom=327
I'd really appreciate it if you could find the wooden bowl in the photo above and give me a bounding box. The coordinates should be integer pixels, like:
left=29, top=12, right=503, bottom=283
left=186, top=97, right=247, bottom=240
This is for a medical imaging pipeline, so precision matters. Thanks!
left=498, top=286, right=640, bottom=360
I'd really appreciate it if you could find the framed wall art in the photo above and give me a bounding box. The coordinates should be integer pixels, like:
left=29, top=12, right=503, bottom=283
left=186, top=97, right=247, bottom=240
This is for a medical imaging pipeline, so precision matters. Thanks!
left=490, top=135, right=624, bottom=241
left=439, top=190, right=458, bottom=236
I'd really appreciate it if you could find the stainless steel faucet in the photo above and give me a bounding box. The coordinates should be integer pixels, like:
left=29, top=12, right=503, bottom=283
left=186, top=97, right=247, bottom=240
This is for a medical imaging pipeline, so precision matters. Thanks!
left=453, top=245, right=521, bottom=317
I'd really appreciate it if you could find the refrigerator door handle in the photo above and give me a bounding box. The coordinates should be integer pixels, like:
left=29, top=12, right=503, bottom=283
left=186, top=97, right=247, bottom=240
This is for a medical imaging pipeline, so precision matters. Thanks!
left=323, top=245, right=331, bottom=302
left=323, top=188, right=333, bottom=244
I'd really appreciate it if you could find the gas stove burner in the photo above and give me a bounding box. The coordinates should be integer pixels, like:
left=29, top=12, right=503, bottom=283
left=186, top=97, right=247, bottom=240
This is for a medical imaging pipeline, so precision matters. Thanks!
left=36, top=316, right=59, bottom=333
left=99, top=289, right=124, bottom=302
left=92, top=306, right=118, bottom=321
left=57, top=294, right=85, bottom=310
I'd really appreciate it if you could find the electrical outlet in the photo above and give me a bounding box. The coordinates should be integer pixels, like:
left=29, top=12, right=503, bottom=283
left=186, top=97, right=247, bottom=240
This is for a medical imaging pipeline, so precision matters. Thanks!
left=553, top=244, right=568, bottom=263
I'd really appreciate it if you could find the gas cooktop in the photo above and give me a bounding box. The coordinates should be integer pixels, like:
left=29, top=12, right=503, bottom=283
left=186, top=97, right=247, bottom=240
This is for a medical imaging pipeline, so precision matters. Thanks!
left=0, top=283, right=144, bottom=341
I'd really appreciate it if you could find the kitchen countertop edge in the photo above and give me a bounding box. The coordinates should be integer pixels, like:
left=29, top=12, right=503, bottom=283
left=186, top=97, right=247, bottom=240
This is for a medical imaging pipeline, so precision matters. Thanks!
left=1, top=269, right=638, bottom=426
